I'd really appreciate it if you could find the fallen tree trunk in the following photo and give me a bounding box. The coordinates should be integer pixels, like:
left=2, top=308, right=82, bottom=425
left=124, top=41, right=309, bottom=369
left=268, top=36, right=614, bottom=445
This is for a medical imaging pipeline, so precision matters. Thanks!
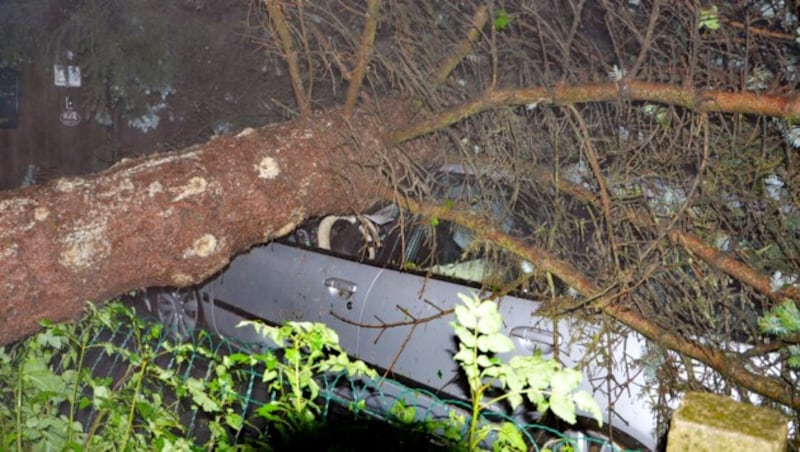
left=0, top=102, right=428, bottom=345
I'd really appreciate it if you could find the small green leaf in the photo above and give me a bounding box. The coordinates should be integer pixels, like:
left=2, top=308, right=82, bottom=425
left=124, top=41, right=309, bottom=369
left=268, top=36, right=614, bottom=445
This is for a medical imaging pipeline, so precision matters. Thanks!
left=494, top=422, right=526, bottom=452
left=453, top=346, right=475, bottom=365
left=390, top=400, right=417, bottom=424
left=477, top=332, right=515, bottom=354
left=507, top=392, right=524, bottom=411
left=453, top=324, right=477, bottom=349
left=22, top=356, right=66, bottom=394
left=759, top=300, right=800, bottom=338
left=476, top=310, right=503, bottom=335
left=698, top=6, right=720, bottom=31
left=572, top=390, right=603, bottom=426
left=550, top=368, right=582, bottom=395
left=476, top=354, right=494, bottom=369
left=454, top=304, right=478, bottom=330
left=550, top=391, right=578, bottom=424
left=493, top=8, right=510, bottom=31
left=92, top=385, right=111, bottom=408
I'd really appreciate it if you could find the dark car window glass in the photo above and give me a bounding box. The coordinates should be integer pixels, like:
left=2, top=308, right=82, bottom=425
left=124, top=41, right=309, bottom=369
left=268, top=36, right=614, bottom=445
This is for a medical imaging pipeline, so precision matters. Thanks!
left=283, top=203, right=404, bottom=264
left=406, top=218, right=531, bottom=288
left=405, top=171, right=526, bottom=286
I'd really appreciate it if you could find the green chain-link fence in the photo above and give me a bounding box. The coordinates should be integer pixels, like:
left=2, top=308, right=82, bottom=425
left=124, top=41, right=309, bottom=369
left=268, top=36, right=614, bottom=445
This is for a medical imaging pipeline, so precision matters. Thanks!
left=1, top=302, right=632, bottom=451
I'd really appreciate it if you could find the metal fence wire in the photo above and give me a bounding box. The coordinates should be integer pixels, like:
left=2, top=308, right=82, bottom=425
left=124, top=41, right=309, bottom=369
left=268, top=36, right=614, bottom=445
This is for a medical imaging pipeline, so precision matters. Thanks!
left=40, top=303, right=624, bottom=451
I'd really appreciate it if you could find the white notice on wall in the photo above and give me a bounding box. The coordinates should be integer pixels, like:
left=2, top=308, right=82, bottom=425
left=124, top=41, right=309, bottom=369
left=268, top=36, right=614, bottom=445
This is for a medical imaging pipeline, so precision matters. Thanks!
left=53, top=65, right=81, bottom=87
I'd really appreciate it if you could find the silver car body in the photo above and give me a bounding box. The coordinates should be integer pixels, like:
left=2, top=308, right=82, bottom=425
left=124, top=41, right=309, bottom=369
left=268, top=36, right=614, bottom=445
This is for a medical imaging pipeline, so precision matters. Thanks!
left=194, top=205, right=658, bottom=449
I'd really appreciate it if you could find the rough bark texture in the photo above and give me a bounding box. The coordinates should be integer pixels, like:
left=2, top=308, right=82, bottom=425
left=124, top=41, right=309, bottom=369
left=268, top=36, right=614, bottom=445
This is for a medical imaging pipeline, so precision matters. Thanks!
left=0, top=101, right=429, bottom=345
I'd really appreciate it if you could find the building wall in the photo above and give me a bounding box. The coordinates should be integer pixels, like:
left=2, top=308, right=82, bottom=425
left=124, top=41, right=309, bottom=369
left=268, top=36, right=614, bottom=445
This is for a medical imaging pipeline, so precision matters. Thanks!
left=0, top=63, right=211, bottom=190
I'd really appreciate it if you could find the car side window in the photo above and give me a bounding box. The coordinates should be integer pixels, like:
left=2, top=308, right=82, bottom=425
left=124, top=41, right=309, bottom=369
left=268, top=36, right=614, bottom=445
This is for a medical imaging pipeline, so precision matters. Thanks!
left=284, top=203, right=401, bottom=263
left=408, top=219, right=529, bottom=288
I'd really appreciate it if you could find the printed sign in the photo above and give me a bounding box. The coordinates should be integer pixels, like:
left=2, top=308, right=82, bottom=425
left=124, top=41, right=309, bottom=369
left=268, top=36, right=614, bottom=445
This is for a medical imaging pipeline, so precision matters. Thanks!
left=53, top=65, right=81, bottom=87
left=59, top=109, right=81, bottom=127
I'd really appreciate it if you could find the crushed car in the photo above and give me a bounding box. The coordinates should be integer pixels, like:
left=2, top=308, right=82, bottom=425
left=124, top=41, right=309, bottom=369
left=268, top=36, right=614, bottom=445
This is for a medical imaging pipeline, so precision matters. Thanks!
left=143, top=164, right=659, bottom=450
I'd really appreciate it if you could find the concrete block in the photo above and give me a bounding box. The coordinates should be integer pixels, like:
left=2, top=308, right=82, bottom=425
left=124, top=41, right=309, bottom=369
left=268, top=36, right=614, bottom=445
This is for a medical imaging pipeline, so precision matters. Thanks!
left=666, top=391, right=788, bottom=452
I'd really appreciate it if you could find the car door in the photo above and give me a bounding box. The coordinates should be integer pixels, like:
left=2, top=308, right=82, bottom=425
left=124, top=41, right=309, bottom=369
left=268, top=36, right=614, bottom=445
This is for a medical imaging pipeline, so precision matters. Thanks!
left=355, top=265, right=553, bottom=398
left=355, top=218, right=656, bottom=449
left=352, top=218, right=555, bottom=399
left=201, top=242, right=381, bottom=352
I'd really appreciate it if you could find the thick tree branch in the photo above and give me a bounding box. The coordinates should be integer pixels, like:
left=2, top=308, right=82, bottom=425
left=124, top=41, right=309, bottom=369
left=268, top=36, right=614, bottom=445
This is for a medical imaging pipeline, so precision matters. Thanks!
left=388, top=82, right=800, bottom=144
left=400, top=198, right=799, bottom=410
left=0, top=102, right=428, bottom=345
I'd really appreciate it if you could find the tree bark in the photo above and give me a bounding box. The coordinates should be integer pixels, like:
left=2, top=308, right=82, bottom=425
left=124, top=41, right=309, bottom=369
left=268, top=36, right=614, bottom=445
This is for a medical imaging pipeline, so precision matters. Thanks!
left=0, top=101, right=428, bottom=345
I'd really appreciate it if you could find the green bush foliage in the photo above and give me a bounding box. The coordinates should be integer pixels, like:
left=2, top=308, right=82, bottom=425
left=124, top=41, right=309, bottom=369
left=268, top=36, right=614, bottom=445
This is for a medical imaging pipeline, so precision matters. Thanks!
left=0, top=297, right=600, bottom=451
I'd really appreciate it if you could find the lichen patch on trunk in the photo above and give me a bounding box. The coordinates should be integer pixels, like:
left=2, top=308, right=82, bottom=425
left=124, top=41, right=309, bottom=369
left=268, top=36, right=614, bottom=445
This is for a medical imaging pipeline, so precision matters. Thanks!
left=117, top=149, right=202, bottom=178
left=55, top=178, right=89, bottom=193
left=0, top=198, right=40, bottom=233
left=1, top=244, right=18, bottom=259
left=0, top=197, right=35, bottom=215
left=275, top=222, right=296, bottom=237
left=173, top=176, right=208, bottom=201
left=171, top=273, right=193, bottom=286
left=147, top=181, right=164, bottom=197
left=257, top=157, right=280, bottom=179
left=34, top=207, right=49, bottom=221
left=183, top=233, right=218, bottom=258
left=58, top=217, right=111, bottom=271
left=236, top=127, right=255, bottom=138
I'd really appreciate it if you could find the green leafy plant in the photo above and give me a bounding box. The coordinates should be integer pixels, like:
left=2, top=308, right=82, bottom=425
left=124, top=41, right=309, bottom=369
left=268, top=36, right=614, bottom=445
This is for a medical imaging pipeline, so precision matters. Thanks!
left=1, top=298, right=607, bottom=451
left=227, top=320, right=377, bottom=442
left=758, top=300, right=800, bottom=368
left=0, top=302, right=197, bottom=451
left=450, top=292, right=602, bottom=451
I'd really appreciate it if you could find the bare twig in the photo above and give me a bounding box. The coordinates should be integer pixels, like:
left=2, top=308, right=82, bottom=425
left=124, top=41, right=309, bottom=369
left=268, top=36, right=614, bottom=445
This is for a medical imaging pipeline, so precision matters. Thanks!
left=343, top=0, right=381, bottom=116
left=431, top=4, right=489, bottom=85
left=629, top=0, right=662, bottom=76
left=330, top=304, right=453, bottom=329
left=381, top=323, right=416, bottom=379
left=562, top=0, right=586, bottom=63
left=264, top=0, right=311, bottom=118
left=567, top=105, right=621, bottom=273
left=722, top=18, right=797, bottom=42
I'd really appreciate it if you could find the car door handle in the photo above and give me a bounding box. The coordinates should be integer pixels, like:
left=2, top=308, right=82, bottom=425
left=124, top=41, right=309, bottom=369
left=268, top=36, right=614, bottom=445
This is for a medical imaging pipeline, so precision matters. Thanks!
left=509, top=326, right=555, bottom=355
left=324, top=278, right=358, bottom=297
